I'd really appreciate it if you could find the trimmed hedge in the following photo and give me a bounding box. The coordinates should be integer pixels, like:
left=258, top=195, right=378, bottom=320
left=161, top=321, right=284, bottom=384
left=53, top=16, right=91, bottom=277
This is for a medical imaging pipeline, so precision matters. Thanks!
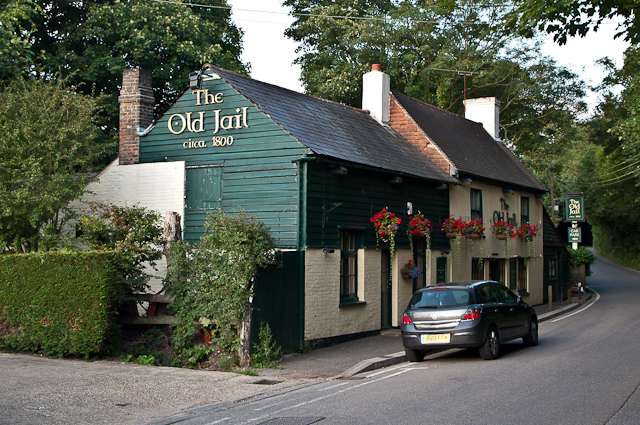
left=0, top=251, right=125, bottom=357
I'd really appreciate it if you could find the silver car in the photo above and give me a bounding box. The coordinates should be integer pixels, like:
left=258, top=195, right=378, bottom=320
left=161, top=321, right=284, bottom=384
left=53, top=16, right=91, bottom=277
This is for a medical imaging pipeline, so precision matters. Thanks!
left=401, top=281, right=538, bottom=361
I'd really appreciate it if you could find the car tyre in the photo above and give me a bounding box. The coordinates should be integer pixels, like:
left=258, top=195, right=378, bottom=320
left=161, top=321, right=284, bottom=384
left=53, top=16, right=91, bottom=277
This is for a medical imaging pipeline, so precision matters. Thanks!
left=523, top=317, right=539, bottom=346
left=405, top=347, right=425, bottom=362
left=479, top=326, right=500, bottom=360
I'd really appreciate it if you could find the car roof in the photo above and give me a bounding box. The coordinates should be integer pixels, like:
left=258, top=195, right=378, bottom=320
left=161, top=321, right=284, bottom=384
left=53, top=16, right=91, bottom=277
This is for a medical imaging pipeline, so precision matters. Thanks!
left=415, top=280, right=499, bottom=293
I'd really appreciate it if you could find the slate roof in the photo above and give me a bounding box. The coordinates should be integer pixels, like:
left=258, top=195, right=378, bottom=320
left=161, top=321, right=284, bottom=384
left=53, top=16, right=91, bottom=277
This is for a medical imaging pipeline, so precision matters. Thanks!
left=209, top=66, right=456, bottom=183
left=393, top=92, right=547, bottom=192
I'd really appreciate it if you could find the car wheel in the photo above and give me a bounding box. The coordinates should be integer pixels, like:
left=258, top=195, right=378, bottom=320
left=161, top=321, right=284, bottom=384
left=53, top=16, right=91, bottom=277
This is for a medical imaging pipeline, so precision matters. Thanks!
left=405, top=347, right=425, bottom=362
left=479, top=326, right=500, bottom=360
left=523, top=317, right=539, bottom=347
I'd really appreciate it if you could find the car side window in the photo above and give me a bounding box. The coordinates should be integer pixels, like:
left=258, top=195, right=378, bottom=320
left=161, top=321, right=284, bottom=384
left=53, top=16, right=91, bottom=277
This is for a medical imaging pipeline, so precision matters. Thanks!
left=475, top=284, right=500, bottom=304
left=496, top=284, right=518, bottom=304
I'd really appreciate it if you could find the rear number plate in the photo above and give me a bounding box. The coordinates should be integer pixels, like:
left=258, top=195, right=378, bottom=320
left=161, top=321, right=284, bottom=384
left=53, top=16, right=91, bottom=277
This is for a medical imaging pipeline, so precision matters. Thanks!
left=421, top=334, right=450, bottom=344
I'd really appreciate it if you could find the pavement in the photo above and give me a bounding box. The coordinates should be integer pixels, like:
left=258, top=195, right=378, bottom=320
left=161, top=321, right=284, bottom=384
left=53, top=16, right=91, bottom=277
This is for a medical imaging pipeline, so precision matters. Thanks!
left=0, top=290, right=593, bottom=425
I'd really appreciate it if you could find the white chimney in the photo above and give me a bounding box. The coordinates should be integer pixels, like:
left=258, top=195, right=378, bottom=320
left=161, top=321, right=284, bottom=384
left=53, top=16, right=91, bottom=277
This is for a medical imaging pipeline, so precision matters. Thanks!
left=464, top=97, right=501, bottom=140
left=362, top=64, right=390, bottom=125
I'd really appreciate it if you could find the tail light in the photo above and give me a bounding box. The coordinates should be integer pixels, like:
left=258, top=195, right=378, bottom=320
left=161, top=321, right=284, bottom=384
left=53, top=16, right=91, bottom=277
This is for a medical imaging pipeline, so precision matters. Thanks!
left=462, top=307, right=481, bottom=321
left=402, top=313, right=412, bottom=324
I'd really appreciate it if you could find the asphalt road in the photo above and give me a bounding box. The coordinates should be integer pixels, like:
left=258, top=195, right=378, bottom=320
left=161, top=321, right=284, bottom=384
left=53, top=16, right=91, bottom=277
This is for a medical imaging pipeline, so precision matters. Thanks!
left=170, top=252, right=640, bottom=425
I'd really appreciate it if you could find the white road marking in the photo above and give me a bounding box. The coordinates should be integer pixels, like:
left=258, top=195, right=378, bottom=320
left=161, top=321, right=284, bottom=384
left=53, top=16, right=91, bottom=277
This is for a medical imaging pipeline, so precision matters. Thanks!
left=204, top=417, right=230, bottom=424
left=551, top=288, right=601, bottom=322
left=235, top=368, right=415, bottom=424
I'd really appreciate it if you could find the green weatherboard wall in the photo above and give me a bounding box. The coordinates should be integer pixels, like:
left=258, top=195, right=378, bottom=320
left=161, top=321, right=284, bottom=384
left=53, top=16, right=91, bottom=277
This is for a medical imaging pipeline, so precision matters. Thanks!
left=139, top=73, right=307, bottom=246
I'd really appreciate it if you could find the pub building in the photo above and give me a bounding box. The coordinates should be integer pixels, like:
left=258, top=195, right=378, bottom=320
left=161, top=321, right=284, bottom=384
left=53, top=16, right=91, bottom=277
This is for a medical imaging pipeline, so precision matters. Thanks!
left=85, top=64, right=549, bottom=351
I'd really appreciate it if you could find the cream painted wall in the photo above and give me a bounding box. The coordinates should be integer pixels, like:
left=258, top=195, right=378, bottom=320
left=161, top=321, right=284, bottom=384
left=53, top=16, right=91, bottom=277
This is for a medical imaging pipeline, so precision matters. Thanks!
left=304, top=248, right=381, bottom=341
left=448, top=181, right=544, bottom=304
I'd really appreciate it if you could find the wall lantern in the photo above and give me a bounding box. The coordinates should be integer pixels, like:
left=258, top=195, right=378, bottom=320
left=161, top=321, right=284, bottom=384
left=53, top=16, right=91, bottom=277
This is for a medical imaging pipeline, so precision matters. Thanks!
left=189, top=71, right=203, bottom=89
left=435, top=183, right=448, bottom=191
left=330, top=165, right=348, bottom=175
left=502, top=188, right=514, bottom=195
left=461, top=177, right=473, bottom=185
left=389, top=176, right=403, bottom=184
left=535, top=193, right=545, bottom=200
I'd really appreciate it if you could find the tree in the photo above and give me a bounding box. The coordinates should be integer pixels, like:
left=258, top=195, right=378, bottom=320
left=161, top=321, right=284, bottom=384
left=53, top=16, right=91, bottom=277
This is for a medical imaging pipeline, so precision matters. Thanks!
left=164, top=209, right=276, bottom=365
left=0, top=78, right=106, bottom=253
left=284, top=0, right=585, bottom=158
left=3, top=0, right=248, bottom=161
left=504, top=0, right=640, bottom=45
left=0, top=0, right=37, bottom=82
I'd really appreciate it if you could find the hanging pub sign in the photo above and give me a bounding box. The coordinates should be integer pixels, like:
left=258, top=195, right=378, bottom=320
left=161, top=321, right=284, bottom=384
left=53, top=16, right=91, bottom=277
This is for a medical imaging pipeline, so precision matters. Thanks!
left=564, top=193, right=585, bottom=222
left=568, top=227, right=582, bottom=243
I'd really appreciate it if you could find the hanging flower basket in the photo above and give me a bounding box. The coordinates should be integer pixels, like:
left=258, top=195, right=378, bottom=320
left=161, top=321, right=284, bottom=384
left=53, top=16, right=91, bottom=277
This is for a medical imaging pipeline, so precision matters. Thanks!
left=442, top=218, right=465, bottom=264
left=407, top=213, right=432, bottom=276
left=446, top=232, right=458, bottom=239
left=518, top=224, right=538, bottom=243
left=495, top=233, right=508, bottom=240
left=371, top=208, right=401, bottom=284
left=463, top=218, right=484, bottom=239
left=400, top=267, right=411, bottom=279
left=492, top=221, right=517, bottom=241
left=466, top=233, right=482, bottom=240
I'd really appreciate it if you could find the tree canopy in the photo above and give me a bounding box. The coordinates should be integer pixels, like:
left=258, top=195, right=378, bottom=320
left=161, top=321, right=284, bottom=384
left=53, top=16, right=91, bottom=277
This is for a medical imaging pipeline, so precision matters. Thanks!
left=2, top=0, right=248, bottom=159
left=504, top=0, right=640, bottom=45
left=0, top=78, right=106, bottom=253
left=284, top=0, right=586, bottom=160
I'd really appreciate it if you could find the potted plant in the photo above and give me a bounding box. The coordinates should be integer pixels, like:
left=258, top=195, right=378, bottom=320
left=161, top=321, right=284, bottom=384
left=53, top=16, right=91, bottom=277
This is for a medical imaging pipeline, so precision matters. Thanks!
left=492, top=220, right=517, bottom=258
left=518, top=223, right=539, bottom=258
left=371, top=207, right=402, bottom=282
left=401, top=259, right=421, bottom=279
left=492, top=220, right=516, bottom=240
left=441, top=217, right=465, bottom=239
left=442, top=217, right=465, bottom=264
left=464, top=218, right=484, bottom=239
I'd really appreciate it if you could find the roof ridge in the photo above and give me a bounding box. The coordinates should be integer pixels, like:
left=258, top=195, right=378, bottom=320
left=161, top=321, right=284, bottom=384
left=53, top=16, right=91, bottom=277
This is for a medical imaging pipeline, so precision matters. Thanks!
left=391, top=90, right=469, bottom=122
left=203, top=63, right=369, bottom=115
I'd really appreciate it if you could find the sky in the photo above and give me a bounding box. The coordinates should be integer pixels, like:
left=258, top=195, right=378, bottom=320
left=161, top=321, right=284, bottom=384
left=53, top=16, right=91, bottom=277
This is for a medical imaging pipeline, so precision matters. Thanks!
left=228, top=0, right=630, bottom=111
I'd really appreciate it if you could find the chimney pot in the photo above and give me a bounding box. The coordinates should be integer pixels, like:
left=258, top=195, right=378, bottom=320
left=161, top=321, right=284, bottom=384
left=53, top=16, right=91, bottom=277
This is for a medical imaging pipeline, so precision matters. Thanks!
left=372, top=64, right=381, bottom=72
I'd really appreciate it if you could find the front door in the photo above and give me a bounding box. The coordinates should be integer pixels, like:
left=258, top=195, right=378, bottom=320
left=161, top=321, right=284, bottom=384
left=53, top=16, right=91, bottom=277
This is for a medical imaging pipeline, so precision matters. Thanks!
left=381, top=249, right=392, bottom=329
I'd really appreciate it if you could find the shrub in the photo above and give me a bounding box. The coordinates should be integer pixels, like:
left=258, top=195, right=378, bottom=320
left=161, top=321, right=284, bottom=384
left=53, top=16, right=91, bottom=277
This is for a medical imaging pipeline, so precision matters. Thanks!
left=0, top=251, right=124, bottom=357
left=567, top=246, right=597, bottom=276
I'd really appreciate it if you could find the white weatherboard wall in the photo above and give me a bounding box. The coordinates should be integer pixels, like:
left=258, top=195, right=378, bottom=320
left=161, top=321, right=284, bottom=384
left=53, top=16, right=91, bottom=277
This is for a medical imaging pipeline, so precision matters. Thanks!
left=78, top=159, right=186, bottom=292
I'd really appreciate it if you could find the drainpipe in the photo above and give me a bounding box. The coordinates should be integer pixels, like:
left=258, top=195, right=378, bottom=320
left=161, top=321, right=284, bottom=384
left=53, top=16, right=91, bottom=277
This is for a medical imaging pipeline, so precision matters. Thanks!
left=293, top=156, right=316, bottom=348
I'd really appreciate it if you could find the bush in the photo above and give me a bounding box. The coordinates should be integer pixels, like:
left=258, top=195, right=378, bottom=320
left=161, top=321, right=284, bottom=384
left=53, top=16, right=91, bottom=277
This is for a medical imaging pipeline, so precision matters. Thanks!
left=567, top=246, right=597, bottom=277
left=0, top=251, right=125, bottom=357
left=251, top=321, right=282, bottom=368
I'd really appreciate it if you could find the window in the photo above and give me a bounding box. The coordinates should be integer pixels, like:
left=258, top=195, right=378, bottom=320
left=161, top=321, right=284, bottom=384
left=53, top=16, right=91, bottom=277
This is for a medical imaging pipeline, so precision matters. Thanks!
left=509, top=259, right=518, bottom=290
left=471, top=259, right=483, bottom=280
left=549, top=257, right=557, bottom=279
left=471, top=189, right=483, bottom=221
left=340, top=230, right=359, bottom=303
left=521, top=196, right=530, bottom=225
left=517, top=258, right=527, bottom=292
left=475, top=283, right=501, bottom=304
left=437, top=257, right=447, bottom=284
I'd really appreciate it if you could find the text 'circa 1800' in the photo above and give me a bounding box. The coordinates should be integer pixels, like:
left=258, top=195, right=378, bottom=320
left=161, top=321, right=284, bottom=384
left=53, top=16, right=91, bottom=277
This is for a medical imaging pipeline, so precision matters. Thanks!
left=167, top=89, right=249, bottom=149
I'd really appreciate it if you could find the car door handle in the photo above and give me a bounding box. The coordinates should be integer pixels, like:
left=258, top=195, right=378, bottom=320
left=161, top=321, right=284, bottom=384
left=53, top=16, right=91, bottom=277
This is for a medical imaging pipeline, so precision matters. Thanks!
left=495, top=309, right=500, bottom=313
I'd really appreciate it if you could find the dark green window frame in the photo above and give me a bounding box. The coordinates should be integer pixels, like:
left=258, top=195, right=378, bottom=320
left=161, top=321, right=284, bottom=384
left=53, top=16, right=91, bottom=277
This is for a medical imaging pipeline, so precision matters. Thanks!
left=521, top=196, right=530, bottom=225
left=340, top=230, right=362, bottom=304
left=471, top=189, right=483, bottom=221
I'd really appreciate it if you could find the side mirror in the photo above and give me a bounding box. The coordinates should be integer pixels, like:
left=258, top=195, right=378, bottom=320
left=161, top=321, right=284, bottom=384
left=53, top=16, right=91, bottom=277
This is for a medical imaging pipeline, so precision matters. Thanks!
left=517, top=295, right=523, bottom=303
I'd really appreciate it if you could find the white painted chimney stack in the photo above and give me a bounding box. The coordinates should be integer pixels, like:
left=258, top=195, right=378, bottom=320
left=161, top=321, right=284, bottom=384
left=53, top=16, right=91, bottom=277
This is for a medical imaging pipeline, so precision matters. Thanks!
left=464, top=97, right=501, bottom=140
left=362, top=64, right=390, bottom=125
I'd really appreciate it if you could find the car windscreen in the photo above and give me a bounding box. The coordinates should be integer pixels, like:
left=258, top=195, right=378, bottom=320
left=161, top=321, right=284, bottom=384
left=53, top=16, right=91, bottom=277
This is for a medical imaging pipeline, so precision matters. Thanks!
left=408, top=289, right=474, bottom=309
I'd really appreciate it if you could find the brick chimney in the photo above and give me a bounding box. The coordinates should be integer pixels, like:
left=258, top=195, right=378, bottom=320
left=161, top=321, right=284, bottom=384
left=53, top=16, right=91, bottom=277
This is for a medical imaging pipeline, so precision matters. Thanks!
left=464, top=97, right=501, bottom=140
left=362, top=64, right=390, bottom=125
left=119, top=69, right=154, bottom=165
